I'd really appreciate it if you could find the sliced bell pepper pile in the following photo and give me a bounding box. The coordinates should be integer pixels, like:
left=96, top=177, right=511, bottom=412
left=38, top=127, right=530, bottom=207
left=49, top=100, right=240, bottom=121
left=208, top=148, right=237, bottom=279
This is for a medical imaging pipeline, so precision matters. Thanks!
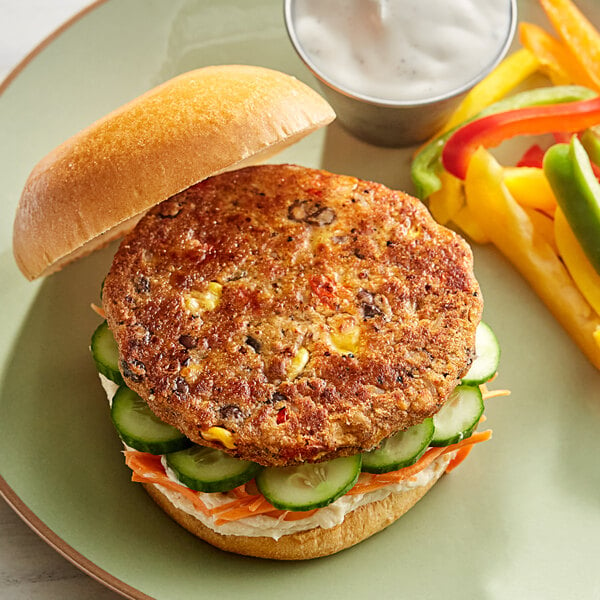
left=409, top=0, right=600, bottom=370
left=464, top=148, right=600, bottom=370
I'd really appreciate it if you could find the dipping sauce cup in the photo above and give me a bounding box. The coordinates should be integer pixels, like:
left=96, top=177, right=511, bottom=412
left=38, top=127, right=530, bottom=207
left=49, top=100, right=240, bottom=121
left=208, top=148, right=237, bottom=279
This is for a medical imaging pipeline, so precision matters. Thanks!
left=284, top=0, right=517, bottom=147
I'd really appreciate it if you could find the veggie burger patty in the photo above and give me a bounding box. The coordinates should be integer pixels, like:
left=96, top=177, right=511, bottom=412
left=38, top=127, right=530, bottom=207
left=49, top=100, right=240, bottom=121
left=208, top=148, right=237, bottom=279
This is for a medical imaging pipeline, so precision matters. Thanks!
left=102, top=164, right=482, bottom=467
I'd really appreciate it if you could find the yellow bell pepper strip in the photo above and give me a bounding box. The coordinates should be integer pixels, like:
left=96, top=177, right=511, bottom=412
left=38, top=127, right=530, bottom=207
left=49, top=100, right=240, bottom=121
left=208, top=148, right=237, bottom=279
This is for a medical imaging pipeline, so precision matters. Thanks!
left=523, top=206, right=559, bottom=255
left=555, top=206, right=600, bottom=315
left=464, top=147, right=600, bottom=370
left=427, top=170, right=464, bottom=225
left=411, top=85, right=596, bottom=199
left=439, top=48, right=541, bottom=135
left=540, top=0, right=600, bottom=91
left=519, top=22, right=596, bottom=88
left=450, top=205, right=490, bottom=245
left=503, top=167, right=557, bottom=216
left=543, top=136, right=600, bottom=274
left=427, top=165, right=490, bottom=242
left=442, top=95, right=600, bottom=181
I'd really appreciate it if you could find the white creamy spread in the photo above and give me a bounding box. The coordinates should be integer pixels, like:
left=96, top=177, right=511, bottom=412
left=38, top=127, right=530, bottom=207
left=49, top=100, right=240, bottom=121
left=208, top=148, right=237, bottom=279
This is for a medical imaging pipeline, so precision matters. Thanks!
left=291, top=0, right=513, bottom=101
left=100, top=375, right=119, bottom=406
left=100, top=374, right=451, bottom=540
left=157, top=453, right=450, bottom=540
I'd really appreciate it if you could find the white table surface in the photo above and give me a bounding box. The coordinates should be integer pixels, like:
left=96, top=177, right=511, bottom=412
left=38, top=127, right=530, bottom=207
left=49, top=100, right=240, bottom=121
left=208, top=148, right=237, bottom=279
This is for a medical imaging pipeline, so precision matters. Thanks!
left=1, top=4, right=126, bottom=598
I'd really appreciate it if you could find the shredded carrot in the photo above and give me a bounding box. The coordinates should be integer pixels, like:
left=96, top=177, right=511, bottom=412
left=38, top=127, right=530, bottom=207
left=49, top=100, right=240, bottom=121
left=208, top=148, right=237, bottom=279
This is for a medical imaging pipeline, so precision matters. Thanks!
left=446, top=429, right=493, bottom=449
left=124, top=451, right=211, bottom=516
left=122, top=428, right=493, bottom=526
left=212, top=498, right=269, bottom=522
left=482, top=389, right=511, bottom=401
left=213, top=434, right=488, bottom=522
left=480, top=377, right=511, bottom=401
left=208, top=495, right=256, bottom=515
left=445, top=446, right=474, bottom=473
left=231, top=484, right=250, bottom=499
left=485, top=372, right=499, bottom=384
left=131, top=471, right=212, bottom=515
left=347, top=429, right=492, bottom=495
left=348, top=448, right=446, bottom=495
left=211, top=494, right=320, bottom=525
left=248, top=495, right=268, bottom=512
left=280, top=509, right=319, bottom=521
left=213, top=496, right=284, bottom=525
left=124, top=450, right=163, bottom=472
left=214, top=505, right=319, bottom=525
left=91, top=303, right=106, bottom=319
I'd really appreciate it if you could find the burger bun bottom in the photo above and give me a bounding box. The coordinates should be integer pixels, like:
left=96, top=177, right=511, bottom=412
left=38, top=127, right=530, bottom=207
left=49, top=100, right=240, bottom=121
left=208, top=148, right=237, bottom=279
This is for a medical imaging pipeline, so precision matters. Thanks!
left=142, top=466, right=445, bottom=560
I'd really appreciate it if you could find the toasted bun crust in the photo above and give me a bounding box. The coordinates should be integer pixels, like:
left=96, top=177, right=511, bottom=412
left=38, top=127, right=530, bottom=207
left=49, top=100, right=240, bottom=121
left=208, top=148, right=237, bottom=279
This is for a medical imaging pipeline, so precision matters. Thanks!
left=13, top=65, right=335, bottom=280
left=142, top=468, right=444, bottom=560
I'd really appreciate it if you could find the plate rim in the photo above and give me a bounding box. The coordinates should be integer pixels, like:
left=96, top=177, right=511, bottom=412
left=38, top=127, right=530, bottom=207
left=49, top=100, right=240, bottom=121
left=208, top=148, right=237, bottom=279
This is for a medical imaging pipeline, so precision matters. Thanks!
left=2, top=1, right=600, bottom=598
left=0, top=474, right=150, bottom=599
left=0, top=0, right=107, bottom=96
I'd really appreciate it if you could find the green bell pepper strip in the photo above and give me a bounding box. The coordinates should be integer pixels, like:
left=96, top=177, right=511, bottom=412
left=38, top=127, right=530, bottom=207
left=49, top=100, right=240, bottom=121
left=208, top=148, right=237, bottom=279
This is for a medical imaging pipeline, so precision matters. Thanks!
left=543, top=136, right=600, bottom=275
left=580, top=127, right=600, bottom=164
left=411, top=85, right=597, bottom=200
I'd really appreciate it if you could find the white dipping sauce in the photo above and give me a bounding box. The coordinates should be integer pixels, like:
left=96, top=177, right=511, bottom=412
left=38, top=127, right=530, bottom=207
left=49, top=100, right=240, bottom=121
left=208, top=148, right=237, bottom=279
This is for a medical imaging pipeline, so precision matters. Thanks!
left=291, top=0, right=513, bottom=102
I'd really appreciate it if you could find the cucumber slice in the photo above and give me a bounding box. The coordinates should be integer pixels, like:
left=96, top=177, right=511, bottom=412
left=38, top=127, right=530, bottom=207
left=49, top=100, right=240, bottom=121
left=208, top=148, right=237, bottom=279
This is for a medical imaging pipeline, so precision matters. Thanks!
left=111, top=386, right=192, bottom=454
left=91, top=321, right=123, bottom=385
left=361, top=418, right=434, bottom=474
left=256, top=455, right=361, bottom=511
left=166, top=445, right=262, bottom=493
left=462, top=321, right=500, bottom=385
left=431, top=384, right=484, bottom=447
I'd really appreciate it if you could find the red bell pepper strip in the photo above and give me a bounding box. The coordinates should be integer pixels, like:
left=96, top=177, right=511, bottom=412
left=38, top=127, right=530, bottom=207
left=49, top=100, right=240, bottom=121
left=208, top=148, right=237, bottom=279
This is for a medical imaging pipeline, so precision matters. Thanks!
left=553, top=131, right=574, bottom=143
left=442, top=96, right=600, bottom=180
left=411, top=85, right=596, bottom=199
left=516, top=143, right=546, bottom=168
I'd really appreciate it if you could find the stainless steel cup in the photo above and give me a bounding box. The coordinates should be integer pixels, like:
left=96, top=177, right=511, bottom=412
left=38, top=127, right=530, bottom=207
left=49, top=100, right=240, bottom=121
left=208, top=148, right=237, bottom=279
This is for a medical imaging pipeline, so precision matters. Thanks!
left=284, top=0, right=517, bottom=147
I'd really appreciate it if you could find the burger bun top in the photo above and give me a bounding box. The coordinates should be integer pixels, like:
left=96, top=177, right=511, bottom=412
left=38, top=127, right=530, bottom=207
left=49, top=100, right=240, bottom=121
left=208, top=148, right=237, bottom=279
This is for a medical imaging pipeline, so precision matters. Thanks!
left=13, top=64, right=335, bottom=280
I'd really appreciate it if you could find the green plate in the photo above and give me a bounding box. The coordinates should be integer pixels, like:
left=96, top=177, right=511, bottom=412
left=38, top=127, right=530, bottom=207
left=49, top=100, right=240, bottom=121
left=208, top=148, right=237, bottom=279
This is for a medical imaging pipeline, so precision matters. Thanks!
left=1, top=1, right=599, bottom=599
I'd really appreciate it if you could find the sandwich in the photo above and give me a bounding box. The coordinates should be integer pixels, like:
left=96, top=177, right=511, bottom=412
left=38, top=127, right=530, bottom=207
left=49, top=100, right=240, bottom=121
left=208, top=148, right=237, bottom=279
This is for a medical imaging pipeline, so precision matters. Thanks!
left=13, top=65, right=500, bottom=560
